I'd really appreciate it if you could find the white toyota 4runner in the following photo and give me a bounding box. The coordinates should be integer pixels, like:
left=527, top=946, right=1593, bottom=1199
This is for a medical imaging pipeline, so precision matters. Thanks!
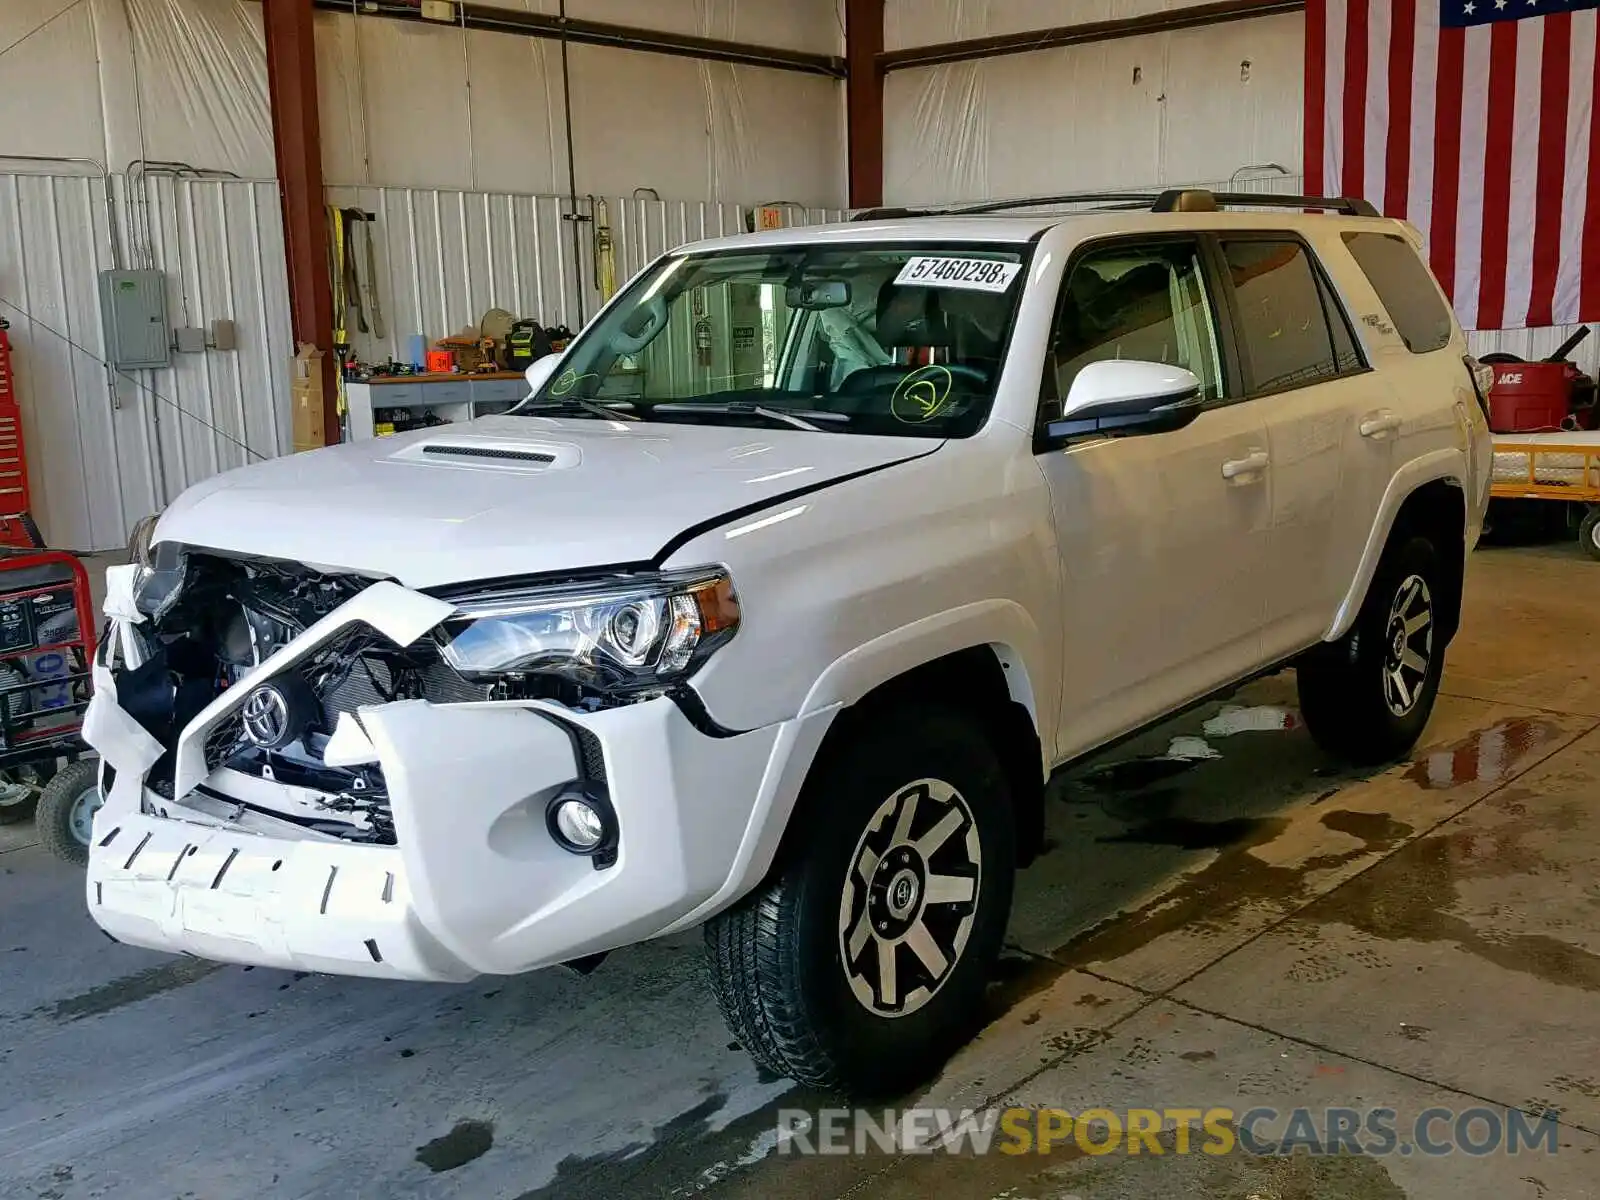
left=84, top=190, right=1492, bottom=1096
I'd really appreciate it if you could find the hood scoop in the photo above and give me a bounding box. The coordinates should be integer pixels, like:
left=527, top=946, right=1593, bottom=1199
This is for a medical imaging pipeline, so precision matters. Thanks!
left=392, top=437, right=580, bottom=470
left=422, top=444, right=555, bottom=464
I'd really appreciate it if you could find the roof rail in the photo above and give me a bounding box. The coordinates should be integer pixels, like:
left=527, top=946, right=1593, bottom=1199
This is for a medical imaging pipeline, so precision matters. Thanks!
left=850, top=192, right=1163, bottom=221
left=1152, top=189, right=1381, bottom=217
left=849, top=188, right=1382, bottom=222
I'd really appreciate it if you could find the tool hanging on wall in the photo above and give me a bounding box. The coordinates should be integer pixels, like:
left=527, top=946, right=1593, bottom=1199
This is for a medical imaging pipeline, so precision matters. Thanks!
left=593, top=197, right=617, bottom=305
left=334, top=208, right=385, bottom=340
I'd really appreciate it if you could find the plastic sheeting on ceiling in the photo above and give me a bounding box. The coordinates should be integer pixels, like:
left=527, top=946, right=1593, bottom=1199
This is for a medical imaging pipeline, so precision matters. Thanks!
left=122, top=0, right=272, bottom=176
left=0, top=1, right=108, bottom=162
left=314, top=4, right=845, bottom=204
left=0, top=0, right=272, bottom=177
left=519, top=0, right=845, bottom=56
left=885, top=0, right=1247, bottom=50
left=882, top=12, right=1304, bottom=206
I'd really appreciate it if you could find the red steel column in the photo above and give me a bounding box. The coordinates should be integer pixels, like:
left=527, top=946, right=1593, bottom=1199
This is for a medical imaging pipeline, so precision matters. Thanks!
left=263, top=0, right=339, bottom=445
left=845, top=0, right=884, bottom=210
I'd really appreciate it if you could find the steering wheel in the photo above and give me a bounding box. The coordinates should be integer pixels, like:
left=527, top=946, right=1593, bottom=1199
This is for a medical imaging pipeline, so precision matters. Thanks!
left=837, top=362, right=991, bottom=395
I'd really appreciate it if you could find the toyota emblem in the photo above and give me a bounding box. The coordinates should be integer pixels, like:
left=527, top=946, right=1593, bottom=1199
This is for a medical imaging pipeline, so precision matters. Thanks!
left=240, top=684, right=292, bottom=748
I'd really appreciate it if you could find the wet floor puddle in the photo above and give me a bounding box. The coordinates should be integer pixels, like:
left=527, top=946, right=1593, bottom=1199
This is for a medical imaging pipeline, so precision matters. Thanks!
left=1404, top=718, right=1562, bottom=789
left=415, top=1118, right=495, bottom=1173
left=1048, top=717, right=1569, bottom=972
left=705, top=1116, right=1407, bottom=1200
left=39, top=958, right=222, bottom=1023
left=1054, top=809, right=1416, bottom=969
left=1296, top=801, right=1600, bottom=994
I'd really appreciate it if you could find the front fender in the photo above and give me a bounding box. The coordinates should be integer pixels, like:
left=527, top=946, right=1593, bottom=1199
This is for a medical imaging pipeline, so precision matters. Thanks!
left=661, top=601, right=1049, bottom=934
left=799, top=598, right=1045, bottom=723
left=1325, top=449, right=1466, bottom=641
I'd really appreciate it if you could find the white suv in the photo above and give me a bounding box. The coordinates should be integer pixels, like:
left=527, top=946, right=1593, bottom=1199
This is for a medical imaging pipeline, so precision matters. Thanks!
left=83, top=190, right=1492, bottom=1097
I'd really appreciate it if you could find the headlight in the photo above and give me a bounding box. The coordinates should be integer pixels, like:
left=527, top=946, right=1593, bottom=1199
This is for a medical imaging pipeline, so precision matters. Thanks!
left=131, top=536, right=187, bottom=621
left=127, top=513, right=161, bottom=568
left=437, top=568, right=740, bottom=693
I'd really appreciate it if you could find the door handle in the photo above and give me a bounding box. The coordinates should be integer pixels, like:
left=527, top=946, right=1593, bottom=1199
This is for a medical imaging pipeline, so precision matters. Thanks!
left=1221, top=450, right=1269, bottom=480
left=1359, top=412, right=1402, bottom=438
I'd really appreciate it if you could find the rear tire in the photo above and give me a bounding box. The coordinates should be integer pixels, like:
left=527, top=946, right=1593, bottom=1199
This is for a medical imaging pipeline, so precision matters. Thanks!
left=37, top=759, right=101, bottom=866
left=1298, top=535, right=1446, bottom=766
left=705, top=704, right=1015, bottom=1097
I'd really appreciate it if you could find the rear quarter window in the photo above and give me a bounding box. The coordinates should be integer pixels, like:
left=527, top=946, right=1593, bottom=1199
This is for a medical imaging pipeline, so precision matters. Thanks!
left=1342, top=232, right=1454, bottom=354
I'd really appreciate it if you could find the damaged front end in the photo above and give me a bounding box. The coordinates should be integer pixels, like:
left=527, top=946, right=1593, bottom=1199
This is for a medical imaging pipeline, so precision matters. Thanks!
left=101, top=545, right=479, bottom=845
left=83, top=537, right=772, bottom=982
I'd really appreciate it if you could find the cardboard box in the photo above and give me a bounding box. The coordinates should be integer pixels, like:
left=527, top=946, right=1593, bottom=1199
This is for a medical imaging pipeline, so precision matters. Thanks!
left=291, top=343, right=327, bottom=452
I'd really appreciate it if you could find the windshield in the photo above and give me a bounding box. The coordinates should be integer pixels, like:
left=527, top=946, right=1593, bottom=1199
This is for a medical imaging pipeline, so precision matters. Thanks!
left=529, top=242, right=1032, bottom=438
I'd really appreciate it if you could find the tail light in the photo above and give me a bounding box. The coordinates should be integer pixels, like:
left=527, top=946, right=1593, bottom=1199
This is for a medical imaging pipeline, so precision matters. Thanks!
left=1464, top=355, right=1494, bottom=415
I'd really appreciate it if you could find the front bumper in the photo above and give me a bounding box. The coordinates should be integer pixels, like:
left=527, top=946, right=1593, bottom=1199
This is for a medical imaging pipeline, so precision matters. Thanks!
left=84, top=576, right=796, bottom=982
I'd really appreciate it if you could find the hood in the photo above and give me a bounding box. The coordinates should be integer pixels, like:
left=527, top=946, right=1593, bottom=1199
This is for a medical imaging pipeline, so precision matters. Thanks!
left=154, top=416, right=937, bottom=588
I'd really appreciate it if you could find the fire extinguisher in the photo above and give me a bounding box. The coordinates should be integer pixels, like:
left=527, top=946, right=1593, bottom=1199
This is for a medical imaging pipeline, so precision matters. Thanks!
left=695, top=318, right=713, bottom=367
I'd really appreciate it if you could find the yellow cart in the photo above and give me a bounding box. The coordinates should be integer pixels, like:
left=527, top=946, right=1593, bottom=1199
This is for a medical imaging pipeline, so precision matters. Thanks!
left=1491, top=432, right=1600, bottom=559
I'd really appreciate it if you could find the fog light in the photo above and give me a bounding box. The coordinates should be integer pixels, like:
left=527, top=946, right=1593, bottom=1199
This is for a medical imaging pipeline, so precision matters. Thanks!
left=551, top=797, right=605, bottom=852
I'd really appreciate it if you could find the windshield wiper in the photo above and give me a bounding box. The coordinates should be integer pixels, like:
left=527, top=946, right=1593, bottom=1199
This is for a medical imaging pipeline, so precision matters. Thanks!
left=651, top=402, right=849, bottom=432
left=507, top=396, right=642, bottom=421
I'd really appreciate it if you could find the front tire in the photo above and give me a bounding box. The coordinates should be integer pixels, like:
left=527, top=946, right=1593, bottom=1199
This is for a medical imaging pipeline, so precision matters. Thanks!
left=1298, top=535, right=1446, bottom=766
left=705, top=704, right=1015, bottom=1097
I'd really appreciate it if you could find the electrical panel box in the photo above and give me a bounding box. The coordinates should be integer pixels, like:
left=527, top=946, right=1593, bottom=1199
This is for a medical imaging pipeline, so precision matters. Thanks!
left=98, top=270, right=171, bottom=370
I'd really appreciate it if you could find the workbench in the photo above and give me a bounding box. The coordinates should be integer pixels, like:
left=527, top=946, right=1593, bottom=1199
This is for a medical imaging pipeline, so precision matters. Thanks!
left=344, top=373, right=529, bottom=440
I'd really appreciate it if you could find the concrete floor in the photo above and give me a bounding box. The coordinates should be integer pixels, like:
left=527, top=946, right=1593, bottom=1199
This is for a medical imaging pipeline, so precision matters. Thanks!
left=4, top=544, right=1600, bottom=1199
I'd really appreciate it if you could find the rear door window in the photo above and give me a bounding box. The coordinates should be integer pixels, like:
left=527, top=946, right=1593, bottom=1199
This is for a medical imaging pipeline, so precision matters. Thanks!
left=1342, top=232, right=1453, bottom=354
left=1220, top=239, right=1351, bottom=396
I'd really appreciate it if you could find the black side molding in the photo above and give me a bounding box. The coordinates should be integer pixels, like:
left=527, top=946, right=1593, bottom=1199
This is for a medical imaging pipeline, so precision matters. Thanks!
left=669, top=685, right=750, bottom=739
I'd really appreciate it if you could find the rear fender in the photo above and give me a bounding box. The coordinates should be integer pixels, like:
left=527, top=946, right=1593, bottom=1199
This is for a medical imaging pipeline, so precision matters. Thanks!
left=1326, top=450, right=1466, bottom=642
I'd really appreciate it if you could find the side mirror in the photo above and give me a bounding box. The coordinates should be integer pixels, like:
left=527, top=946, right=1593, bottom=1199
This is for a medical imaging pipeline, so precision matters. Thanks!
left=1042, top=360, right=1203, bottom=444
left=522, top=355, right=562, bottom=397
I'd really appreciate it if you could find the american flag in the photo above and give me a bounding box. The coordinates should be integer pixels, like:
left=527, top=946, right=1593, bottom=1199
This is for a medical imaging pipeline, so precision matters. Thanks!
left=1305, top=0, right=1600, bottom=331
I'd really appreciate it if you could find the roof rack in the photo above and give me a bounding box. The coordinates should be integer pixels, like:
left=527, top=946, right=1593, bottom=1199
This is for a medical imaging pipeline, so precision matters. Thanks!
left=849, top=188, right=1381, bottom=222
left=1152, top=189, right=1380, bottom=217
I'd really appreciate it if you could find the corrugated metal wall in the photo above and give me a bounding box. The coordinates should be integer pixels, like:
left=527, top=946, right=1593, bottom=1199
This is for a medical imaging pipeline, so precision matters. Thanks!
left=4, top=178, right=840, bottom=550
left=0, top=170, right=293, bottom=552
left=324, top=187, right=842, bottom=365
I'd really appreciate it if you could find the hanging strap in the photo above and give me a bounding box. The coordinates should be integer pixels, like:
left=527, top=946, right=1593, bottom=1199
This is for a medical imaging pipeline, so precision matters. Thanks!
left=340, top=208, right=368, bottom=335
left=357, top=214, right=386, bottom=340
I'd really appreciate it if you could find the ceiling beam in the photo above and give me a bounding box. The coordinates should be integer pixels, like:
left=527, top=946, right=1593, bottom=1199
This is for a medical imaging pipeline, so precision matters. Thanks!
left=879, top=0, right=1306, bottom=72
left=307, top=1, right=846, bottom=77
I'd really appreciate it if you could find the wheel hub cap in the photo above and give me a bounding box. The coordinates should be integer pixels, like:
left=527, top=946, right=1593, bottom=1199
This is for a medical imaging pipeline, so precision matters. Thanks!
left=839, top=778, right=982, bottom=1019
left=873, top=853, right=926, bottom=931
left=1382, top=574, right=1434, bottom=718
left=70, top=786, right=104, bottom=846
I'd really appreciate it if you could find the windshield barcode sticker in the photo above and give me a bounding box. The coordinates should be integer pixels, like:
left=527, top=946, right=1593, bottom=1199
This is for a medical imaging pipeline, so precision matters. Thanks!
left=894, top=257, right=1022, bottom=293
